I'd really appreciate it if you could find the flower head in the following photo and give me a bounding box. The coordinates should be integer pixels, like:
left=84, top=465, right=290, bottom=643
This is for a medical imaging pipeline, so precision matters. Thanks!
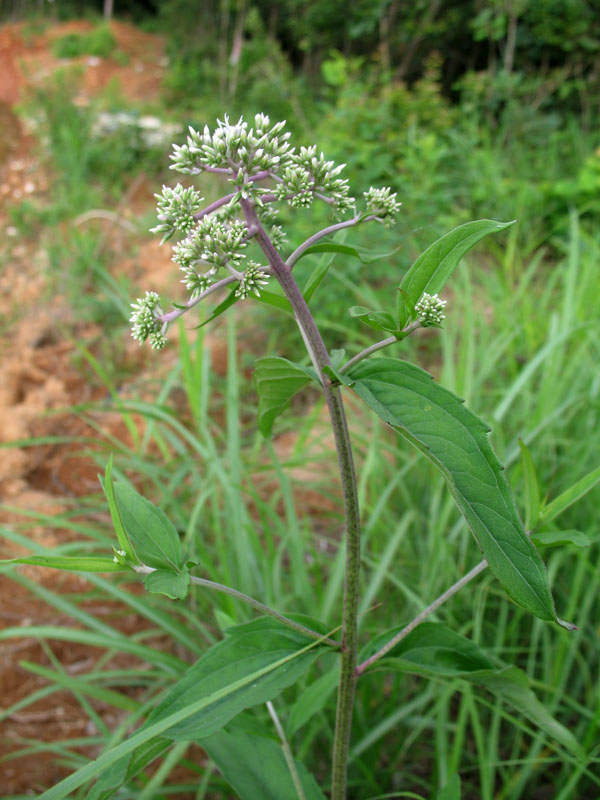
left=150, top=184, right=204, bottom=243
left=364, top=186, right=402, bottom=227
left=415, top=292, right=447, bottom=327
left=235, top=262, right=270, bottom=299
left=130, top=291, right=167, bottom=348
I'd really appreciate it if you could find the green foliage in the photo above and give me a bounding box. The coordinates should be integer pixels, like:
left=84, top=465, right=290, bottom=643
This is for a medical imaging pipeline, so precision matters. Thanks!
left=41, top=618, right=329, bottom=798
left=361, top=623, right=581, bottom=755
left=316, top=56, right=456, bottom=193
left=347, top=357, right=566, bottom=626
left=397, top=220, right=516, bottom=328
left=52, top=24, right=118, bottom=60
left=254, top=357, right=316, bottom=437
left=203, top=729, right=326, bottom=800
left=142, top=616, right=329, bottom=742
left=2, top=12, right=600, bottom=795
left=112, top=481, right=185, bottom=571
left=0, top=555, right=127, bottom=572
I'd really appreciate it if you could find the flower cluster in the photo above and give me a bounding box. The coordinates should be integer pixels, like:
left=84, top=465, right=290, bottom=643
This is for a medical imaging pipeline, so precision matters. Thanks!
left=172, top=214, right=249, bottom=297
left=274, top=146, right=353, bottom=212
left=234, top=262, right=270, bottom=299
left=415, top=292, right=447, bottom=327
left=130, top=291, right=167, bottom=349
left=257, top=204, right=286, bottom=249
left=131, top=114, right=403, bottom=349
left=170, top=114, right=292, bottom=176
left=364, top=187, right=402, bottom=227
left=150, top=184, right=204, bottom=243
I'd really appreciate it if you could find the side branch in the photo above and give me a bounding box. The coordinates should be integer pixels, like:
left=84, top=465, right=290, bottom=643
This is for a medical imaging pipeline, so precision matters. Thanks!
left=133, top=565, right=339, bottom=646
left=157, top=276, right=237, bottom=325
left=286, top=215, right=376, bottom=268
left=355, top=559, right=489, bottom=675
left=339, top=321, right=421, bottom=373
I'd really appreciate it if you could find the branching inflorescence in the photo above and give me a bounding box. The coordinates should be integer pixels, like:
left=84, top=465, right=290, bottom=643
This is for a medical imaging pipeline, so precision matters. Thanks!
left=130, top=114, right=402, bottom=350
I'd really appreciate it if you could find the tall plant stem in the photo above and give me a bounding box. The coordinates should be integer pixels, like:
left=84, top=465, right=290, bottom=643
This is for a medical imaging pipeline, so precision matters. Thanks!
left=241, top=198, right=361, bottom=799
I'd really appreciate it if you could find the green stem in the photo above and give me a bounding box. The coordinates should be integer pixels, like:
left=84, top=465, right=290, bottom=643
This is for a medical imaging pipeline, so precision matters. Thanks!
left=267, top=701, right=307, bottom=800
left=339, top=321, right=421, bottom=374
left=241, top=198, right=361, bottom=799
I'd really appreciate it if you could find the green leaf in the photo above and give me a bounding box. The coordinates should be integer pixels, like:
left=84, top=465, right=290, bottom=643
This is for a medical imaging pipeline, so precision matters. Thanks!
left=349, top=306, right=401, bottom=334
left=302, top=251, right=336, bottom=304
left=113, top=483, right=184, bottom=571
left=254, top=357, right=316, bottom=437
left=473, top=666, right=583, bottom=757
left=88, top=739, right=171, bottom=800
left=347, top=358, right=567, bottom=627
left=361, top=621, right=494, bottom=676
left=144, top=568, right=191, bottom=600
left=330, top=349, right=346, bottom=369
left=322, top=364, right=355, bottom=388
left=537, top=465, right=600, bottom=528
left=518, top=439, right=541, bottom=530
left=203, top=729, right=326, bottom=800
left=531, top=530, right=591, bottom=548
left=288, top=666, right=339, bottom=735
left=195, top=289, right=238, bottom=329
left=254, top=290, right=293, bottom=315
left=38, top=619, right=329, bottom=800
left=0, top=555, right=128, bottom=573
left=363, top=623, right=582, bottom=756
left=298, top=241, right=401, bottom=305
left=298, top=241, right=399, bottom=265
left=101, top=456, right=138, bottom=563
left=397, top=219, right=516, bottom=328
left=143, top=616, right=329, bottom=742
left=438, top=774, right=461, bottom=800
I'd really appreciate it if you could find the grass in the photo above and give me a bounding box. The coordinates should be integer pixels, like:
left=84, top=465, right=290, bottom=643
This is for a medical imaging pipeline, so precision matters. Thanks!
left=3, top=235, right=599, bottom=795
left=1, top=35, right=600, bottom=799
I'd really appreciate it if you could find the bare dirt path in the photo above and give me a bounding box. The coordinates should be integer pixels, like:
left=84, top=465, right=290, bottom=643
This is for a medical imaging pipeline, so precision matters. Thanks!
left=0, top=20, right=178, bottom=793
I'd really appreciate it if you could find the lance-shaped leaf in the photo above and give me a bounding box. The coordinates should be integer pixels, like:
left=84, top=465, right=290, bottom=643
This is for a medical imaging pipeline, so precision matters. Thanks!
left=397, top=219, right=515, bottom=328
left=203, top=729, right=326, bottom=800
left=254, top=357, right=317, bottom=437
left=195, top=288, right=239, bottom=329
left=361, top=623, right=582, bottom=756
left=113, top=483, right=184, bottom=572
left=255, top=289, right=293, bottom=315
left=296, top=241, right=400, bottom=266
left=0, top=555, right=128, bottom=573
left=537, top=465, right=600, bottom=528
left=39, top=618, right=330, bottom=800
left=88, top=739, right=172, bottom=800
left=531, top=530, right=590, bottom=549
left=347, top=358, right=569, bottom=627
left=439, top=774, right=462, bottom=800
left=518, top=439, right=542, bottom=531
left=349, top=306, right=402, bottom=335
left=288, top=666, right=339, bottom=735
left=143, top=616, right=329, bottom=741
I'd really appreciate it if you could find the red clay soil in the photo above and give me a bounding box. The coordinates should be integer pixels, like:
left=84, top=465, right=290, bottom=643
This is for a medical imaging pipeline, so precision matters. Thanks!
left=0, top=18, right=181, bottom=795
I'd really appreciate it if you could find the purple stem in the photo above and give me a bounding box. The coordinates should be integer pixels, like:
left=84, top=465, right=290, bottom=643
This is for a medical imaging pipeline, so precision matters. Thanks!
left=194, top=193, right=237, bottom=220
left=286, top=215, right=376, bottom=268
left=355, top=560, right=489, bottom=676
left=157, top=276, right=238, bottom=324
